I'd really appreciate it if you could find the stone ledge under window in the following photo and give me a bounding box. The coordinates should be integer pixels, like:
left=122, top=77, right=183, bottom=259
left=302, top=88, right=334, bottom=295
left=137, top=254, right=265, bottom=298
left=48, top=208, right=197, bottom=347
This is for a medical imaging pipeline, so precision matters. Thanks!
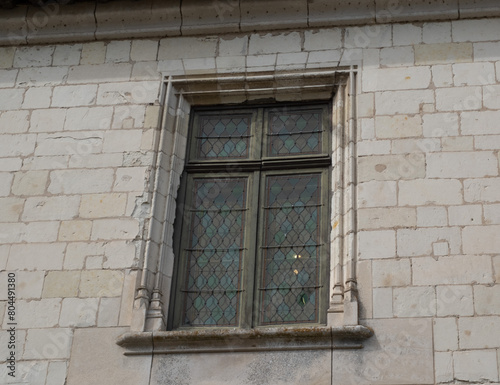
left=116, top=325, right=373, bottom=355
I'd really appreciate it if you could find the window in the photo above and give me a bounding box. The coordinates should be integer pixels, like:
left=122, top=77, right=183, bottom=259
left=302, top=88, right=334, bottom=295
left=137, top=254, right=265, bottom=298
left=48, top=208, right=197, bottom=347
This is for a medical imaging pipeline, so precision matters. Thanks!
left=170, top=102, right=331, bottom=329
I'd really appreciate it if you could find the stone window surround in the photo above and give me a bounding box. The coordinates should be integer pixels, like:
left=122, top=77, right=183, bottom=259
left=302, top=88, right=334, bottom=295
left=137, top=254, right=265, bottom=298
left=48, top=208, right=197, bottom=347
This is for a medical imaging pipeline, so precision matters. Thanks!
left=117, top=67, right=373, bottom=355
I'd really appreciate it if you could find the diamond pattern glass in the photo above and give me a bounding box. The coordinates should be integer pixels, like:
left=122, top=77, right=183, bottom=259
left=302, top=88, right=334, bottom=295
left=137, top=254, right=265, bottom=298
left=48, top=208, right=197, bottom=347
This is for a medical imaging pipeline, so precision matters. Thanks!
left=267, top=109, right=322, bottom=157
left=182, top=178, right=247, bottom=326
left=260, top=174, right=321, bottom=324
left=197, top=114, right=251, bottom=159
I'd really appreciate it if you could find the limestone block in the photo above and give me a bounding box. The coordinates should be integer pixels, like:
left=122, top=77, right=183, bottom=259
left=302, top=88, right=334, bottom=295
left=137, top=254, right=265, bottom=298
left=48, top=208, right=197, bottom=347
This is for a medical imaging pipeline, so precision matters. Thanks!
left=393, top=24, right=422, bottom=46
left=8, top=243, right=65, bottom=271
left=453, top=62, right=496, bottom=86
left=395, top=139, right=442, bottom=155
left=363, top=67, right=431, bottom=92
left=13, top=46, right=54, bottom=68
left=494, top=256, right=500, bottom=283
left=435, top=351, right=454, bottom=383
left=422, top=112, right=458, bottom=137
left=474, top=285, right=500, bottom=315
left=462, top=111, right=500, bottom=135
left=91, top=218, right=139, bottom=241
left=53, top=44, right=82, bottom=66
left=375, top=115, right=422, bottom=139
left=358, top=230, right=395, bottom=259
left=64, top=106, right=113, bottom=131
left=393, top=286, right=436, bottom=317
left=453, top=350, right=499, bottom=382
left=102, top=129, right=143, bottom=153
left=463, top=225, right=500, bottom=254
left=0, top=47, right=15, bottom=68
left=307, top=50, right=341, bottom=65
left=436, top=86, right=482, bottom=111
left=97, top=297, right=121, bottom=327
left=380, top=46, right=414, bottom=67
left=59, top=297, right=99, bottom=327
left=67, top=63, right=131, bottom=84
left=412, top=255, right=493, bottom=285
left=158, top=37, right=217, bottom=60
left=303, top=29, right=342, bottom=51
left=64, top=241, right=105, bottom=270
left=452, top=18, right=500, bottom=42
left=0, top=133, right=35, bottom=157
left=103, top=240, right=136, bottom=269
left=97, top=81, right=159, bottom=105
left=474, top=42, right=500, bottom=62
left=183, top=57, right=217, bottom=74
left=448, top=205, right=482, bottom=226
left=458, top=316, right=500, bottom=349
left=81, top=41, right=106, bottom=65
left=16, top=66, right=68, bottom=87
left=22, top=87, right=52, bottom=109
left=360, top=153, right=425, bottom=183
left=132, top=61, right=162, bottom=80
left=248, top=32, right=301, bottom=55
left=86, top=256, right=103, bottom=269
left=484, top=204, right=500, bottom=226
left=112, top=105, right=146, bottom=129
left=358, top=207, right=416, bottom=230
left=372, top=287, right=392, bottom=318
left=357, top=140, right=391, bottom=156
left=0, top=172, right=13, bottom=196
left=23, top=328, right=72, bottom=360
left=46, top=361, right=67, bottom=385
left=465, top=178, right=500, bottom=203
left=131, top=39, right=159, bottom=61
left=476, top=136, right=500, bottom=152
left=80, top=193, right=127, bottom=218
left=375, top=89, right=433, bottom=115
left=216, top=56, right=246, bottom=73
left=29, top=108, right=66, bottom=133
left=67, top=327, right=151, bottom=385
left=332, top=318, right=433, bottom=385
left=427, top=151, right=498, bottom=178
left=398, top=227, right=461, bottom=256
left=415, top=43, right=472, bottom=65
left=442, top=136, right=473, bottom=151
left=52, top=85, right=97, bottom=107
left=436, top=285, right=474, bottom=316
left=423, top=22, right=452, bottom=44
left=4, top=299, right=61, bottom=329
left=431, top=64, right=453, bottom=87
left=106, top=40, right=131, bottom=63
left=0, top=222, right=24, bottom=243
left=372, top=259, right=411, bottom=287
left=0, top=111, right=29, bottom=135
left=218, top=36, right=248, bottom=57
left=0, top=197, right=24, bottom=222
left=22, top=196, right=80, bottom=221
left=58, top=220, right=92, bottom=241
left=0, top=89, right=24, bottom=111
left=433, top=317, right=458, bottom=351
left=399, top=179, right=462, bottom=206
left=358, top=180, right=397, bottom=208
left=42, top=271, right=81, bottom=298
left=0, top=158, right=20, bottom=172
left=21, top=221, right=59, bottom=243
left=48, top=169, right=114, bottom=195
left=0, top=69, right=17, bottom=88
left=119, top=269, right=138, bottom=326
left=152, top=349, right=331, bottom=385
left=79, top=270, right=124, bottom=297
left=0, top=271, right=43, bottom=300
left=5, top=360, right=47, bottom=385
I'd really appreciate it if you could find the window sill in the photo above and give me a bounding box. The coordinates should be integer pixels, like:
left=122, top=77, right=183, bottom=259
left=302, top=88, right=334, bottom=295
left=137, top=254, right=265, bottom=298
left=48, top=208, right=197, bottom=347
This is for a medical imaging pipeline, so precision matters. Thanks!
left=116, top=325, right=373, bottom=355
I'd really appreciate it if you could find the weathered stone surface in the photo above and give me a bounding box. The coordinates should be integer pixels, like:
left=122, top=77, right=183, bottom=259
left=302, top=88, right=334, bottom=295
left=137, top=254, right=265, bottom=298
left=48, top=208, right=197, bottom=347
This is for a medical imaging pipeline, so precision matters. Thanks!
left=151, top=349, right=331, bottom=385
left=67, top=327, right=151, bottom=385
left=332, top=318, right=434, bottom=384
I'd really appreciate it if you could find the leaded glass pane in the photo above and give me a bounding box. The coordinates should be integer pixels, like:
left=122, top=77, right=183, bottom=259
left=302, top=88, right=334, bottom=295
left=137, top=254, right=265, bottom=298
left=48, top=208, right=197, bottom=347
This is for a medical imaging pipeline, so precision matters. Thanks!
left=197, top=114, right=251, bottom=159
left=182, top=178, right=247, bottom=326
left=267, top=109, right=322, bottom=157
left=260, top=174, right=321, bottom=324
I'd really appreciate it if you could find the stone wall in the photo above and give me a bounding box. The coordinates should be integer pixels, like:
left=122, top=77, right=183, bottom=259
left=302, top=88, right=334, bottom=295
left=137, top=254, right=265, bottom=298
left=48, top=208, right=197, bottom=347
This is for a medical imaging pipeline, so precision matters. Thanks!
left=0, top=14, right=499, bottom=385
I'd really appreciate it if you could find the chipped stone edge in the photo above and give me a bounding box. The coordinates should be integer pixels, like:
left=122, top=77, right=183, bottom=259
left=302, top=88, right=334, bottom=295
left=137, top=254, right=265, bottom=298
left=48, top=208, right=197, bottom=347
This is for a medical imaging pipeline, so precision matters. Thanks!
left=116, top=325, right=374, bottom=355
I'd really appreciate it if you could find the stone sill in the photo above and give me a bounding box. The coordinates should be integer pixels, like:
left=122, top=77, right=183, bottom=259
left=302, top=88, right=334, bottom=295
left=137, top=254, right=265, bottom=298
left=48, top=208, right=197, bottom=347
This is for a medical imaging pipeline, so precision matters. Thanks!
left=116, top=325, right=373, bottom=355
left=1, top=0, right=500, bottom=46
